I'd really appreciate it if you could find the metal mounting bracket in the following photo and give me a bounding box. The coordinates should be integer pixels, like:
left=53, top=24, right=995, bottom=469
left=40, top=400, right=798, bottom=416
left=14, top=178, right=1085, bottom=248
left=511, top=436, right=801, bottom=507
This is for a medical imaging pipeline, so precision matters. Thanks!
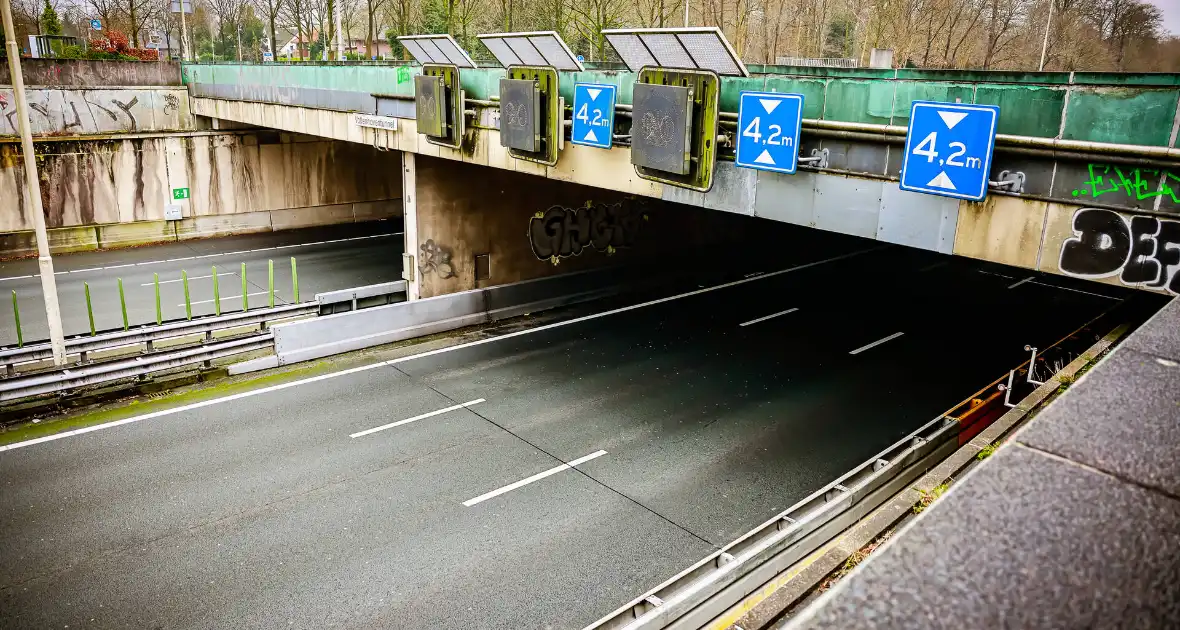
left=989, top=170, right=1026, bottom=193
left=798, top=147, right=829, bottom=168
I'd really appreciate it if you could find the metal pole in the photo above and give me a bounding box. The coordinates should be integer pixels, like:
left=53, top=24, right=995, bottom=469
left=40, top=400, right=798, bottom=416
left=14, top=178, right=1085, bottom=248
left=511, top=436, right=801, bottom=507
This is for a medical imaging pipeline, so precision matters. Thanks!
left=335, top=3, right=344, bottom=60
left=684, top=0, right=690, bottom=27
left=1038, top=0, right=1055, bottom=71
left=236, top=23, right=242, bottom=62
left=179, top=1, right=190, bottom=61
left=2, top=0, right=66, bottom=366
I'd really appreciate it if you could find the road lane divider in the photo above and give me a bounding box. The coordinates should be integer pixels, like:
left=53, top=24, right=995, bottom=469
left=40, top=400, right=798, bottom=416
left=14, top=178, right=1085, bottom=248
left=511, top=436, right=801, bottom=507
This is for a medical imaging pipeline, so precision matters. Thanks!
left=849, top=332, right=904, bottom=355
left=739, top=308, right=799, bottom=327
left=350, top=399, right=486, bottom=438
left=462, top=450, right=607, bottom=507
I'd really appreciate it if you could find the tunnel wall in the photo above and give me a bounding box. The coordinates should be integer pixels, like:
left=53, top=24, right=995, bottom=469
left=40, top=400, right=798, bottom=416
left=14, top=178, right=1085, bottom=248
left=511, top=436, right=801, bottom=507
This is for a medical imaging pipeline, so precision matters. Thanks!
left=413, top=155, right=762, bottom=299
left=0, top=60, right=182, bottom=87
left=0, top=132, right=402, bottom=256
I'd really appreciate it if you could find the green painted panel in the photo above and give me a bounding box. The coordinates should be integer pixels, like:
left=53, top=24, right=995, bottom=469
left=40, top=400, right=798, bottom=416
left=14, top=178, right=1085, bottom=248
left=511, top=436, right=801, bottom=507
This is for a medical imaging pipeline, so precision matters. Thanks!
left=762, top=77, right=826, bottom=119
left=890, top=82, right=974, bottom=125
left=1072, top=72, right=1180, bottom=87
left=719, top=76, right=767, bottom=113
left=1064, top=88, right=1180, bottom=146
left=823, top=79, right=894, bottom=123
left=894, top=69, right=1072, bottom=85
left=974, top=85, right=1064, bottom=137
left=753, top=65, right=894, bottom=80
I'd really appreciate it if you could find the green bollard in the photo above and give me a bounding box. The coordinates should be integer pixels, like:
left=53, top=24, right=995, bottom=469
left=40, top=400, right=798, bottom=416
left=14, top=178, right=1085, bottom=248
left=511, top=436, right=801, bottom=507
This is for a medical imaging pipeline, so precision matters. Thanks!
left=241, top=263, right=248, bottom=311
left=291, top=257, right=299, bottom=302
left=84, top=282, right=96, bottom=336
left=182, top=270, right=192, bottom=321
left=212, top=266, right=221, bottom=316
left=11, top=290, right=22, bottom=348
left=118, top=278, right=129, bottom=331
left=268, top=259, right=275, bottom=308
left=154, top=273, right=162, bottom=324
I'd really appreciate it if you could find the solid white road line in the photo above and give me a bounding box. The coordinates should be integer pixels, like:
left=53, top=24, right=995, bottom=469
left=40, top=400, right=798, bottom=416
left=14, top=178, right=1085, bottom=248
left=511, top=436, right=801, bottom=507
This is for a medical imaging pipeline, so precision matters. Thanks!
left=0, top=233, right=402, bottom=284
left=179, top=291, right=270, bottom=307
left=145, top=272, right=237, bottom=286
left=739, top=308, right=799, bottom=327
left=350, top=399, right=486, bottom=438
left=1007, top=276, right=1035, bottom=289
left=1029, top=280, right=1122, bottom=300
left=849, top=332, right=905, bottom=355
left=0, top=247, right=879, bottom=453
left=462, top=450, right=608, bottom=507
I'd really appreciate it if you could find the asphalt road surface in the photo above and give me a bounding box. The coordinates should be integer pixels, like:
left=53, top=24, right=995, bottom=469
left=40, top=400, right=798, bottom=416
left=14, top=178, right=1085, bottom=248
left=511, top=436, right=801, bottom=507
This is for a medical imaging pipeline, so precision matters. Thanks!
left=0, top=220, right=403, bottom=346
left=0, top=243, right=1131, bottom=629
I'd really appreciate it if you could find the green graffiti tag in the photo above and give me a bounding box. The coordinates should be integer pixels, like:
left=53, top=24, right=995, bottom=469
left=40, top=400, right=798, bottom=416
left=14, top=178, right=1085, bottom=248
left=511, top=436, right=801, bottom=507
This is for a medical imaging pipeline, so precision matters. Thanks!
left=1072, top=163, right=1180, bottom=204
left=397, top=66, right=411, bottom=84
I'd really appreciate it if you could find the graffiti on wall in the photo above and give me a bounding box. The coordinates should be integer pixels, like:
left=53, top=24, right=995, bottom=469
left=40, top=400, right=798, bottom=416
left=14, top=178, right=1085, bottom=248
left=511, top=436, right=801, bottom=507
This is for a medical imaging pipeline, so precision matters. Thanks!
left=1059, top=207, right=1180, bottom=294
left=0, top=88, right=185, bottom=136
left=1071, top=163, right=1180, bottom=205
left=419, top=239, right=456, bottom=279
left=528, top=199, right=648, bottom=264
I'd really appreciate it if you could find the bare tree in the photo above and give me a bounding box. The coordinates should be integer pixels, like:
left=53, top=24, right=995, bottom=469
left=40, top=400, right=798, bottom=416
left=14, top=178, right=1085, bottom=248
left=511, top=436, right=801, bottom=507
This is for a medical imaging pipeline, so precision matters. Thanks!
left=254, top=0, right=282, bottom=58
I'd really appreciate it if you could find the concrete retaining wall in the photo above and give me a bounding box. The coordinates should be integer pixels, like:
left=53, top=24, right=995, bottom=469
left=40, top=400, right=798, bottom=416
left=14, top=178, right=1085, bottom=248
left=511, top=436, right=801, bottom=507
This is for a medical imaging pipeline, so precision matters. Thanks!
left=0, top=131, right=402, bottom=254
left=0, top=60, right=182, bottom=87
left=0, top=86, right=192, bottom=136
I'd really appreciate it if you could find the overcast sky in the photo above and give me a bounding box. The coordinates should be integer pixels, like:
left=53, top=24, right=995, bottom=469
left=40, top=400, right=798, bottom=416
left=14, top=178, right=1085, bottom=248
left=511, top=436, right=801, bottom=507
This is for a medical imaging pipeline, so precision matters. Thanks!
left=1149, top=0, right=1180, bottom=35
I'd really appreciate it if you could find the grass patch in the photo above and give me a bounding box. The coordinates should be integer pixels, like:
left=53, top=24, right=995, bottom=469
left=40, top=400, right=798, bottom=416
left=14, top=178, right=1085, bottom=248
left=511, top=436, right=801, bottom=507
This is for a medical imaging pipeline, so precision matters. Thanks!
left=977, top=443, right=998, bottom=460
left=913, top=482, right=951, bottom=514
left=815, top=529, right=895, bottom=594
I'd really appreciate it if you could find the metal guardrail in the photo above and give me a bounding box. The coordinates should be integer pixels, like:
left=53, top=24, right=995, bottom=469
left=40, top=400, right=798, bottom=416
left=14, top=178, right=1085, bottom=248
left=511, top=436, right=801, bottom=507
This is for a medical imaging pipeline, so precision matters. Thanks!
left=587, top=414, right=960, bottom=630
left=315, top=280, right=407, bottom=313
left=0, top=333, right=275, bottom=402
left=0, top=303, right=318, bottom=376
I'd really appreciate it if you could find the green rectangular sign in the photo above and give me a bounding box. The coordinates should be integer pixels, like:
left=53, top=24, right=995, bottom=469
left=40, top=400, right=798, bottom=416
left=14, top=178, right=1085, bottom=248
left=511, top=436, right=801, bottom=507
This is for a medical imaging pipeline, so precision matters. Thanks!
left=172, top=187, right=190, bottom=200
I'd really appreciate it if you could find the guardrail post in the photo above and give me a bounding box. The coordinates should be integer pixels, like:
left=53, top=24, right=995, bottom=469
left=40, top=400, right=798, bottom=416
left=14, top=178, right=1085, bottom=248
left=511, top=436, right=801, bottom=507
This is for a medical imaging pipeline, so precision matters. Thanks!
left=11, top=290, right=22, bottom=349
left=268, top=259, right=275, bottom=308
left=291, top=257, right=299, bottom=302
left=241, top=263, right=248, bottom=312
left=118, top=278, right=129, bottom=330
left=212, top=265, right=221, bottom=316
left=154, top=273, right=162, bottom=325
left=182, top=270, right=192, bottom=321
left=84, top=282, right=96, bottom=336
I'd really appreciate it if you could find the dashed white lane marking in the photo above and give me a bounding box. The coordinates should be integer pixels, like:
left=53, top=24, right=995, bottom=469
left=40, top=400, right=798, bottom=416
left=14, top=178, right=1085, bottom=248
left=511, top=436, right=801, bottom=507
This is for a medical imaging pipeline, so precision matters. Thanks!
left=0, top=233, right=401, bottom=284
left=0, top=247, right=878, bottom=453
left=350, top=399, right=486, bottom=438
left=144, top=272, right=237, bottom=287
left=461, top=450, right=608, bottom=507
left=976, top=269, right=1015, bottom=280
left=180, top=291, right=271, bottom=307
left=739, top=308, right=799, bottom=327
left=849, top=332, right=905, bottom=355
left=1007, top=276, right=1035, bottom=289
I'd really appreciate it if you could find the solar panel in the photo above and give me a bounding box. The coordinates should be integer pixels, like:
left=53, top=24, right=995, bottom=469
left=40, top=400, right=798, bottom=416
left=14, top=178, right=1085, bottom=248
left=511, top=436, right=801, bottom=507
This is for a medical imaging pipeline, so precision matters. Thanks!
left=601, top=27, right=749, bottom=77
left=477, top=31, right=584, bottom=71
left=396, top=34, right=478, bottom=68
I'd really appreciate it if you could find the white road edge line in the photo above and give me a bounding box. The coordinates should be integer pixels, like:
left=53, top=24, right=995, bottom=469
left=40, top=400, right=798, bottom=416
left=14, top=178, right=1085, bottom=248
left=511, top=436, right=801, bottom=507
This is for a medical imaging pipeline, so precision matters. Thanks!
left=462, top=450, right=607, bottom=507
left=0, top=233, right=402, bottom=283
left=0, top=247, right=879, bottom=453
left=849, top=332, right=905, bottom=355
left=1007, top=276, right=1035, bottom=289
left=350, top=399, right=485, bottom=438
left=1028, top=280, right=1122, bottom=300
left=739, top=307, right=799, bottom=327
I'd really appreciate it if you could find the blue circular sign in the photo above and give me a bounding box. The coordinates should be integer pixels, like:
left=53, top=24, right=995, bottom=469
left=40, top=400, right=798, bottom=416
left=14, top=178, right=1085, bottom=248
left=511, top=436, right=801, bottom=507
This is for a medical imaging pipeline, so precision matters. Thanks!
left=90, top=19, right=102, bottom=29
left=576, top=55, right=585, bottom=62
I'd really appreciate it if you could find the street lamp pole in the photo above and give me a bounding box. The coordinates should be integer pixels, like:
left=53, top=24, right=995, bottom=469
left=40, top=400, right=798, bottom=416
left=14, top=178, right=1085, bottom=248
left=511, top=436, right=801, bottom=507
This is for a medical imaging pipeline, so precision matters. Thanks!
left=684, top=0, right=690, bottom=27
left=1, top=0, right=67, bottom=365
left=1038, top=0, right=1055, bottom=71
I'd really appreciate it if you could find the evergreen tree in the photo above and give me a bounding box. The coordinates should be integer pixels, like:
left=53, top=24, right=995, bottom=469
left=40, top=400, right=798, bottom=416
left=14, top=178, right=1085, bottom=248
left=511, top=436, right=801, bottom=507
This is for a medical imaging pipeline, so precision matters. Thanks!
left=41, top=0, right=63, bottom=36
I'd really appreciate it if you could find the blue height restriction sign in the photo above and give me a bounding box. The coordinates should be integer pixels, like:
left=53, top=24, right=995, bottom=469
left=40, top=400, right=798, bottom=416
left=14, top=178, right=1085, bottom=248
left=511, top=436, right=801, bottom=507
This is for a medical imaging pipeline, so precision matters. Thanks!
left=572, top=83, right=616, bottom=149
left=735, top=92, right=804, bottom=174
left=900, top=101, right=999, bottom=201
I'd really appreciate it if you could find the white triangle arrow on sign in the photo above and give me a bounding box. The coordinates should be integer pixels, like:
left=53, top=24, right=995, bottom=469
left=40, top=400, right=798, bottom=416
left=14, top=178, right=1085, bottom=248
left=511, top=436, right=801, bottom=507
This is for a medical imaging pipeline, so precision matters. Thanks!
left=754, top=149, right=776, bottom=165
left=583, top=129, right=598, bottom=143
left=759, top=99, right=781, bottom=114
left=586, top=88, right=602, bottom=101
left=937, top=110, right=968, bottom=129
left=927, top=171, right=956, bottom=190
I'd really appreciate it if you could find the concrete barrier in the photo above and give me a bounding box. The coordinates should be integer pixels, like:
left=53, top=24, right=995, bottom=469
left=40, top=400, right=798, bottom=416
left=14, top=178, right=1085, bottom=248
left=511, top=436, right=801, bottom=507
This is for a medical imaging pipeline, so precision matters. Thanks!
left=268, top=267, right=637, bottom=366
